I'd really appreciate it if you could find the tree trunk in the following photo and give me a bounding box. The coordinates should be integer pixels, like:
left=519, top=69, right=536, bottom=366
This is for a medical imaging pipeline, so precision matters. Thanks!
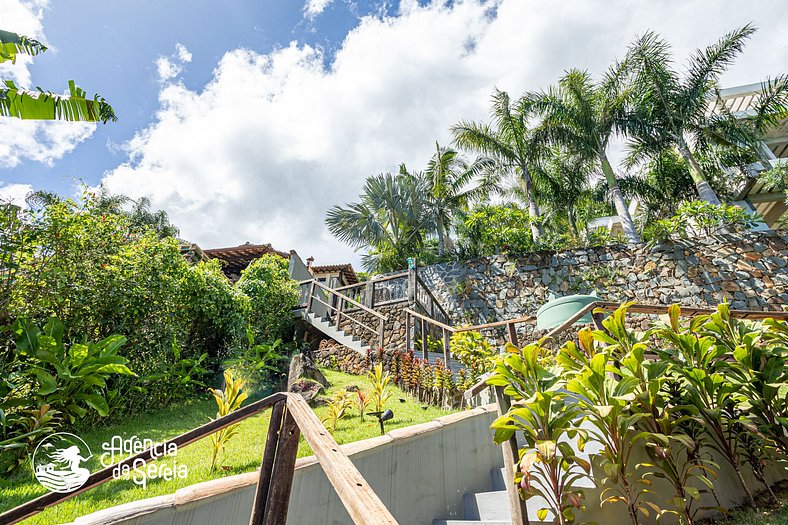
left=599, top=153, right=641, bottom=243
left=676, top=137, right=721, bottom=205
left=521, top=166, right=543, bottom=243
left=436, top=215, right=446, bottom=256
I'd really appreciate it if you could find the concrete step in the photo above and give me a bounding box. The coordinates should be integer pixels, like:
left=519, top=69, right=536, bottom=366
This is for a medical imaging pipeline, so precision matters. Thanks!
left=304, top=312, right=370, bottom=355
left=491, top=466, right=595, bottom=492
left=465, top=490, right=553, bottom=524
left=433, top=521, right=511, bottom=525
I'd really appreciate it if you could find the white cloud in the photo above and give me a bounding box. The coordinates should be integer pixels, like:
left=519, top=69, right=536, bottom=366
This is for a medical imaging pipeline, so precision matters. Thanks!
left=175, top=43, right=192, bottom=63
left=155, top=44, right=193, bottom=83
left=156, top=57, right=182, bottom=82
left=102, top=0, right=788, bottom=266
left=0, top=0, right=98, bottom=168
left=303, top=0, right=334, bottom=19
left=0, top=182, right=34, bottom=207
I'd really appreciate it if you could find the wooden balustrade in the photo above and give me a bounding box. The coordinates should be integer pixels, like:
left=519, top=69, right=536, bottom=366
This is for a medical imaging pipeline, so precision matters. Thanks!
left=1, top=392, right=397, bottom=525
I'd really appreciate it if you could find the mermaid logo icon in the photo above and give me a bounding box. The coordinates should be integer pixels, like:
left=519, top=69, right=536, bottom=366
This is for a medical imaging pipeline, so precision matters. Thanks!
left=33, top=432, right=92, bottom=493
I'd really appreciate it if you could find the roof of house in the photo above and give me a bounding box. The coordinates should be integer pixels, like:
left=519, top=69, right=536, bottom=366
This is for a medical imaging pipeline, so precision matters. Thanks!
left=203, top=242, right=289, bottom=277
left=310, top=263, right=359, bottom=285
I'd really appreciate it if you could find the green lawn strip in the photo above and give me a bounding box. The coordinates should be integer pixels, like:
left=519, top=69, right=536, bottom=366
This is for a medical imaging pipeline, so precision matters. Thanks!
left=1, top=369, right=454, bottom=524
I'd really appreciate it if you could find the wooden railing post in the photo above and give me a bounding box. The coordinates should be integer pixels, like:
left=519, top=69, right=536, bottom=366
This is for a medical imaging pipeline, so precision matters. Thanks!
left=507, top=322, right=518, bottom=347
left=494, top=386, right=529, bottom=525
left=378, top=317, right=385, bottom=350
left=442, top=328, right=450, bottom=369
left=250, top=401, right=301, bottom=525
left=405, top=311, right=411, bottom=351
left=307, top=280, right=316, bottom=314
left=335, top=295, right=343, bottom=329
left=407, top=266, right=416, bottom=307
left=420, top=318, right=428, bottom=359
left=366, top=279, right=375, bottom=308
left=249, top=400, right=285, bottom=524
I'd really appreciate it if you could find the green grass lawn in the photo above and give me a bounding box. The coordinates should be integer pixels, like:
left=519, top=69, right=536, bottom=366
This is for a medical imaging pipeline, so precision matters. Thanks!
left=1, top=369, right=455, bottom=525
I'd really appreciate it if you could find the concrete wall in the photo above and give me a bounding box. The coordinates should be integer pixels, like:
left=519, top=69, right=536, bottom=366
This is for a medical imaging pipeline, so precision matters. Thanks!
left=68, top=406, right=502, bottom=525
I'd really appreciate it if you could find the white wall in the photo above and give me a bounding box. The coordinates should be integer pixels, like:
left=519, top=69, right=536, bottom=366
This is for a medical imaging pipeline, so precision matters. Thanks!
left=68, top=406, right=502, bottom=525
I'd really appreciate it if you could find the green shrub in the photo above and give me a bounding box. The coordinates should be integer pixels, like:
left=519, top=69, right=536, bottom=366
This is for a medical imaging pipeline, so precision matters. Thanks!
left=449, top=329, right=495, bottom=381
left=0, top=317, right=134, bottom=473
left=644, top=200, right=759, bottom=241
left=179, top=259, right=250, bottom=362
left=236, top=254, right=299, bottom=341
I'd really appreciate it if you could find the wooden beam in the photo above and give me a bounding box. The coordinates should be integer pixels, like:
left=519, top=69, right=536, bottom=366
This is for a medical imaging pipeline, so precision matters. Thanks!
left=284, top=394, right=398, bottom=524
left=494, top=386, right=529, bottom=525
left=0, top=393, right=287, bottom=525
left=249, top=400, right=286, bottom=524
left=261, top=406, right=301, bottom=525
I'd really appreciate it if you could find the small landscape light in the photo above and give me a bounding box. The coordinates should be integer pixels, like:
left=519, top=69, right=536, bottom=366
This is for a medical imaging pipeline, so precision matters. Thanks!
left=369, top=409, right=394, bottom=435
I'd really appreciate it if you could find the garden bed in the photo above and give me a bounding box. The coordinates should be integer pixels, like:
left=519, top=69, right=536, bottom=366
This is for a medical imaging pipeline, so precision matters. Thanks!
left=0, top=369, right=455, bottom=525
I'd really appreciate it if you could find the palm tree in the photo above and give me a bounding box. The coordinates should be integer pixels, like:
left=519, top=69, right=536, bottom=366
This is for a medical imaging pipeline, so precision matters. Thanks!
left=127, top=196, right=180, bottom=239
left=420, top=142, right=491, bottom=256
left=530, top=149, right=595, bottom=238
left=623, top=25, right=756, bottom=205
left=325, top=171, right=431, bottom=272
left=529, top=68, right=641, bottom=242
left=0, top=29, right=116, bottom=123
left=452, top=89, right=544, bottom=243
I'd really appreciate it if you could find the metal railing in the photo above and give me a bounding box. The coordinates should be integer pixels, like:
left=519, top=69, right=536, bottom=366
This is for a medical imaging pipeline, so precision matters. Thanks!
left=1, top=392, right=397, bottom=525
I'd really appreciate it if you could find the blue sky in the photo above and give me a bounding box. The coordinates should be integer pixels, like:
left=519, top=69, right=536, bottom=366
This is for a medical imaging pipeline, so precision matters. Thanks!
left=1, top=0, right=787, bottom=266
left=3, top=0, right=402, bottom=198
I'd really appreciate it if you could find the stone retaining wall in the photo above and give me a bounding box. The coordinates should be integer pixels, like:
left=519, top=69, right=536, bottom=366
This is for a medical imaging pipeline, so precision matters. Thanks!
left=417, top=231, right=788, bottom=343
left=307, top=231, right=787, bottom=356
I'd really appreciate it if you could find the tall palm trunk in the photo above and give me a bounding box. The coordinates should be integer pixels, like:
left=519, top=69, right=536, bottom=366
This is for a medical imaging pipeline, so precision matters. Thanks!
left=675, top=136, right=722, bottom=205
left=436, top=215, right=446, bottom=256
left=521, top=166, right=544, bottom=243
left=599, top=153, right=641, bottom=243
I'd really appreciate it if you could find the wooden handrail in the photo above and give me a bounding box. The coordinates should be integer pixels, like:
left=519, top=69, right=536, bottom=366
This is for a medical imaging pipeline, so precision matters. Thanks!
left=415, top=275, right=450, bottom=322
left=1, top=392, right=398, bottom=525
left=404, top=308, right=456, bottom=333
left=285, top=393, right=397, bottom=523
left=545, top=301, right=788, bottom=340
left=455, top=315, right=536, bottom=333
left=312, top=279, right=387, bottom=321
left=0, top=392, right=285, bottom=525
left=312, top=295, right=379, bottom=336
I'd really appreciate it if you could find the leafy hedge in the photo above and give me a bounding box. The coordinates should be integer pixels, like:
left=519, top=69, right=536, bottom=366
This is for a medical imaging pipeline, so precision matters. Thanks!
left=0, top=193, right=298, bottom=473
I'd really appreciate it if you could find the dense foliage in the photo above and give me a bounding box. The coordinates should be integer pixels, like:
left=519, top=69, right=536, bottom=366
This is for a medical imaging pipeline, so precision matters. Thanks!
left=0, top=192, right=297, bottom=474
left=326, top=27, right=787, bottom=273
left=489, top=303, right=788, bottom=525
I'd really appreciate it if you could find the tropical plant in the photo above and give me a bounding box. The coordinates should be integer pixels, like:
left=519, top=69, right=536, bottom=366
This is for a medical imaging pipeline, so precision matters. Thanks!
left=322, top=389, right=352, bottom=433
left=645, top=200, right=758, bottom=241
left=650, top=305, right=757, bottom=507
left=367, top=363, right=393, bottom=414
left=530, top=149, right=595, bottom=239
left=616, top=322, right=719, bottom=525
left=453, top=89, right=545, bottom=243
left=208, top=369, right=248, bottom=471
left=7, top=317, right=135, bottom=423
left=449, top=330, right=495, bottom=381
left=236, top=253, right=300, bottom=342
left=489, top=341, right=590, bottom=525
left=353, top=390, right=371, bottom=422
left=419, top=142, right=491, bottom=255
left=326, top=171, right=432, bottom=272
left=558, top=325, right=651, bottom=525
left=0, top=403, right=60, bottom=475
left=221, top=335, right=289, bottom=389
left=528, top=68, right=641, bottom=242
left=141, top=340, right=210, bottom=405
left=623, top=25, right=756, bottom=205
left=0, top=29, right=116, bottom=122
left=455, top=203, right=533, bottom=257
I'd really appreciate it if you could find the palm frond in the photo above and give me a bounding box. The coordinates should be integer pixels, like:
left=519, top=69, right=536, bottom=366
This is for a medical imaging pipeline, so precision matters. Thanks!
left=0, top=29, right=47, bottom=63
